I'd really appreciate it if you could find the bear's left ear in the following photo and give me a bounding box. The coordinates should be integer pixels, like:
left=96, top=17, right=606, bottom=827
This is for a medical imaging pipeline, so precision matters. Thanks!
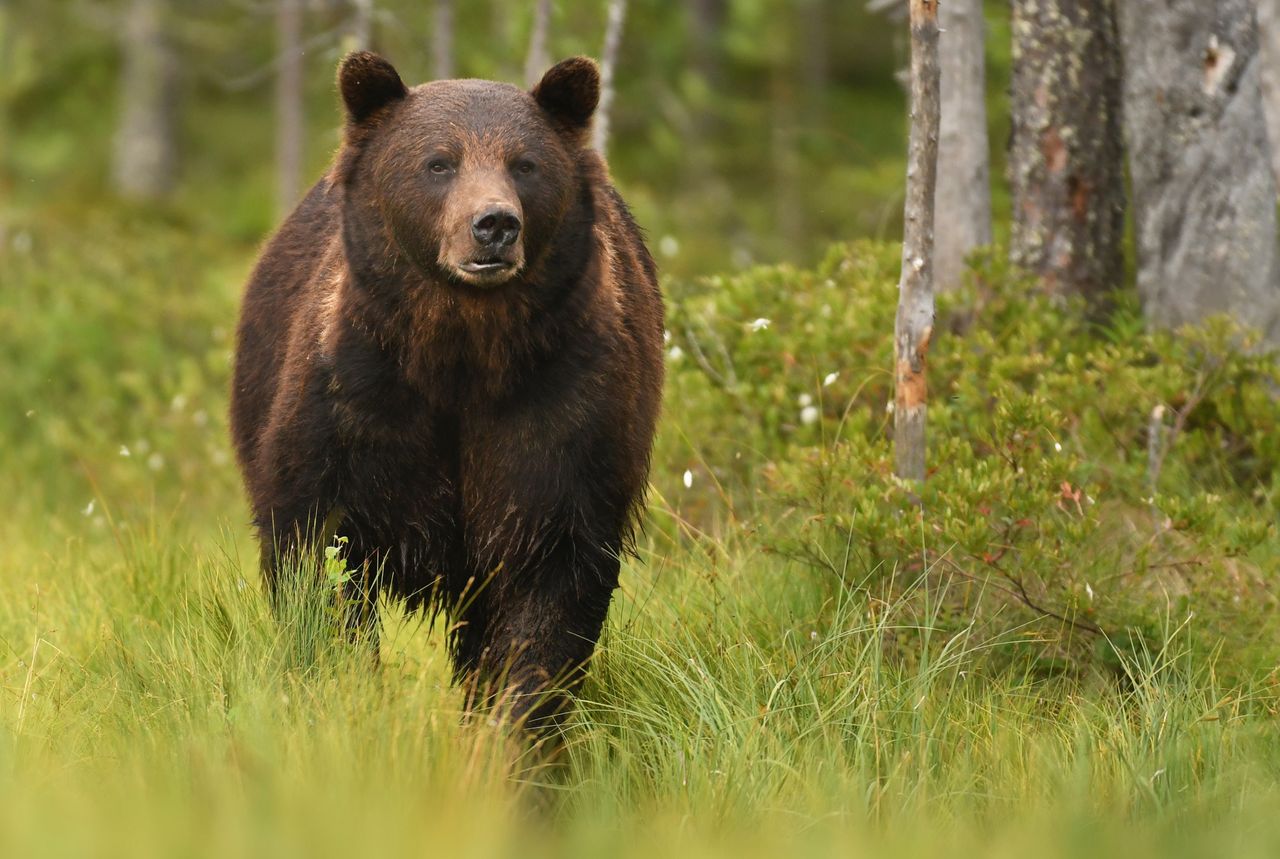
left=338, top=51, right=408, bottom=125
left=532, top=57, right=600, bottom=140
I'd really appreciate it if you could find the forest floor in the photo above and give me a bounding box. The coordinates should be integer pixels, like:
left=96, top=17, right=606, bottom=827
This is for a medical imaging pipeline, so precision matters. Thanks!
left=3, top=213, right=1280, bottom=858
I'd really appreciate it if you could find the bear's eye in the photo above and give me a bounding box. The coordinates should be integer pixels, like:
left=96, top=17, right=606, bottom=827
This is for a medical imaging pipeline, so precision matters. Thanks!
left=427, top=159, right=452, bottom=176
left=514, top=160, right=537, bottom=176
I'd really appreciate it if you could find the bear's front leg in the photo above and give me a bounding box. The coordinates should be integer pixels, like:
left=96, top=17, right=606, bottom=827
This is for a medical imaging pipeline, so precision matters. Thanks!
left=454, top=517, right=623, bottom=737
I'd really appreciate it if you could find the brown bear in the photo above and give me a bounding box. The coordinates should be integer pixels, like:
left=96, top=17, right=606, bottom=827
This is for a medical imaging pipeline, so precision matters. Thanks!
left=229, top=52, right=664, bottom=733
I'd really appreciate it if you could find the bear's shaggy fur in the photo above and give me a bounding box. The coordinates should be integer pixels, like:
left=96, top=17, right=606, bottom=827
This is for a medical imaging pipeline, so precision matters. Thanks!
left=229, top=52, right=664, bottom=730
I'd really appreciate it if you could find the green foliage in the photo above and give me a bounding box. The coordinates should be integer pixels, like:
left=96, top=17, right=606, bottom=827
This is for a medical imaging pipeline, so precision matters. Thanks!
left=660, top=244, right=1280, bottom=679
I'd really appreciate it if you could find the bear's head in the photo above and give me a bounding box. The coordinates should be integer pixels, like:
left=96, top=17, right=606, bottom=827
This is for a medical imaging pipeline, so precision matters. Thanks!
left=335, top=52, right=600, bottom=289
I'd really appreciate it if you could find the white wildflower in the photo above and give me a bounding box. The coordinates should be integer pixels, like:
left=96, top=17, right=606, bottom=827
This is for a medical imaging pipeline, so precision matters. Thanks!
left=119, top=445, right=131, bottom=457
left=749, top=318, right=771, bottom=332
left=683, top=469, right=693, bottom=489
left=797, top=393, right=813, bottom=407
left=82, top=500, right=95, bottom=517
left=667, top=345, right=684, bottom=362
left=823, top=371, right=839, bottom=387
left=659, top=235, right=680, bottom=258
left=800, top=406, right=820, bottom=426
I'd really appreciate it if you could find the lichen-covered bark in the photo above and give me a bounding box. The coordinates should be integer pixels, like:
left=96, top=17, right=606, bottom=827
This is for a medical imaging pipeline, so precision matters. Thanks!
left=1008, top=0, right=1124, bottom=300
left=935, top=0, right=991, bottom=291
left=1257, top=0, right=1280, bottom=185
left=894, top=0, right=940, bottom=483
left=1119, top=0, right=1280, bottom=343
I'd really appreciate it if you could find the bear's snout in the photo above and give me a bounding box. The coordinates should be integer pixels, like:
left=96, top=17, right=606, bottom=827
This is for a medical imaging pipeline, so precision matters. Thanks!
left=471, top=206, right=522, bottom=249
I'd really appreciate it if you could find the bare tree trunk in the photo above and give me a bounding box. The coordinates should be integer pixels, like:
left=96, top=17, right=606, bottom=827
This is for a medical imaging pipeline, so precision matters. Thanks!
left=592, top=0, right=627, bottom=156
left=275, top=0, right=304, bottom=219
left=433, top=0, right=454, bottom=80
left=1119, top=0, right=1280, bottom=343
left=1258, top=0, right=1280, bottom=186
left=934, top=0, right=991, bottom=291
left=350, top=0, right=373, bottom=51
left=894, top=0, right=940, bottom=483
left=113, top=0, right=179, bottom=201
left=525, top=0, right=551, bottom=87
left=1008, top=0, right=1124, bottom=301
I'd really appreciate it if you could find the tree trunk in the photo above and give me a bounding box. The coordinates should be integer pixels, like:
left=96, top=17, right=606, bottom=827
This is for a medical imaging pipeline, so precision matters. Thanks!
left=112, top=0, right=179, bottom=201
left=1008, top=0, right=1124, bottom=301
left=592, top=0, right=627, bottom=156
left=275, top=0, right=304, bottom=219
left=934, top=0, right=991, bottom=291
left=350, top=0, right=373, bottom=51
left=433, top=0, right=454, bottom=80
left=1119, top=0, right=1280, bottom=343
left=894, top=0, right=940, bottom=483
left=525, top=0, right=551, bottom=87
left=1258, top=0, right=1280, bottom=186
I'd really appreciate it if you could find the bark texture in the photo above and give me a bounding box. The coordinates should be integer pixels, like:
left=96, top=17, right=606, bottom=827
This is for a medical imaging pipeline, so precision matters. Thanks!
left=592, top=0, right=627, bottom=156
left=894, top=0, right=940, bottom=483
left=935, top=0, right=991, bottom=291
left=113, top=0, right=179, bottom=201
left=275, top=0, right=304, bottom=218
left=1257, top=0, right=1280, bottom=186
left=1009, top=0, right=1124, bottom=300
left=1119, top=0, right=1280, bottom=342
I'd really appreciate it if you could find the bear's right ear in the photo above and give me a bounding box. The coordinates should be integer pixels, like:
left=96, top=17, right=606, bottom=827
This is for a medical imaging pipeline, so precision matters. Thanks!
left=338, top=51, right=408, bottom=124
left=532, top=57, right=600, bottom=140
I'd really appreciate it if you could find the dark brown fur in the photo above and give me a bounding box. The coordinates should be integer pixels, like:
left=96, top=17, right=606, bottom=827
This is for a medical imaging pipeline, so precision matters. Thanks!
left=230, top=53, right=663, bottom=732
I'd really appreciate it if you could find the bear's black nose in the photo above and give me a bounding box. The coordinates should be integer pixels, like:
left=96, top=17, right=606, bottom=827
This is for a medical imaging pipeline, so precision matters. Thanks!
left=471, top=207, right=522, bottom=248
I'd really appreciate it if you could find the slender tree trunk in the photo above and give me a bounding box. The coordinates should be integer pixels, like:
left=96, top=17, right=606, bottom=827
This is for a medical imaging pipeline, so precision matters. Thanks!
left=1008, top=0, right=1124, bottom=301
left=934, top=0, right=991, bottom=291
left=1258, top=0, right=1280, bottom=186
left=113, top=0, right=179, bottom=201
left=894, top=0, right=940, bottom=483
left=275, top=0, right=304, bottom=219
left=525, top=0, right=551, bottom=87
left=433, top=0, right=453, bottom=80
left=592, top=0, right=627, bottom=156
left=350, top=0, right=373, bottom=51
left=1119, top=0, right=1280, bottom=343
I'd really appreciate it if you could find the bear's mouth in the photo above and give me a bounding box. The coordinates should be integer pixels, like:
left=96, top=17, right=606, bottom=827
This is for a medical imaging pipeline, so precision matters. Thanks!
left=455, top=254, right=522, bottom=285
left=458, top=258, right=515, bottom=275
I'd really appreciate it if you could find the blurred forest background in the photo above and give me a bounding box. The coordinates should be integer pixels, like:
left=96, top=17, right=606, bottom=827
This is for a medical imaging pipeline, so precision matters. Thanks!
left=0, top=0, right=998, bottom=276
